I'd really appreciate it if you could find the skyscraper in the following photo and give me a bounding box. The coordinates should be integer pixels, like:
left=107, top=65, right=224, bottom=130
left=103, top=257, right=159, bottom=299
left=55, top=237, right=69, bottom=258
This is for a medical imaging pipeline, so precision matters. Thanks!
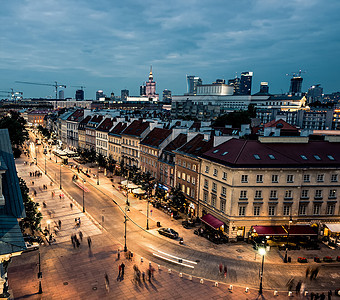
left=162, top=89, right=172, bottom=103
left=139, top=66, right=159, bottom=100
left=75, top=89, right=84, bottom=101
left=186, top=75, right=202, bottom=95
left=307, top=84, right=323, bottom=102
left=228, top=77, right=240, bottom=95
left=259, top=82, right=269, bottom=94
left=239, top=71, right=253, bottom=95
left=58, top=90, right=64, bottom=99
left=96, top=90, right=104, bottom=100
left=289, top=76, right=303, bottom=95
left=121, top=89, right=129, bottom=101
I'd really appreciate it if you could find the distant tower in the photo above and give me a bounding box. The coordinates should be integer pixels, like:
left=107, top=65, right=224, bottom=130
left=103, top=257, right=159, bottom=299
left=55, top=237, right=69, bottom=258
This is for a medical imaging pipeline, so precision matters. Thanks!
left=58, top=90, right=64, bottom=99
left=75, top=89, right=84, bottom=101
left=96, top=90, right=104, bottom=100
left=186, top=75, right=202, bottom=95
left=162, top=89, right=172, bottom=103
left=145, top=66, right=156, bottom=96
left=259, top=82, right=269, bottom=94
left=240, top=71, right=253, bottom=95
left=140, top=84, right=146, bottom=96
left=121, top=89, right=129, bottom=101
left=307, top=84, right=323, bottom=102
left=228, top=77, right=240, bottom=95
left=289, top=77, right=303, bottom=94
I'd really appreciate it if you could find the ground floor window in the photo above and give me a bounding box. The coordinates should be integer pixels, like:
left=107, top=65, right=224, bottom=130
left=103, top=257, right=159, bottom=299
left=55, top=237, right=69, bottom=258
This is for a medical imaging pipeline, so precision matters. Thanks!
left=313, top=204, right=321, bottom=215
left=283, top=205, right=291, bottom=216
left=268, top=205, right=276, bottom=216
left=299, top=204, right=307, bottom=215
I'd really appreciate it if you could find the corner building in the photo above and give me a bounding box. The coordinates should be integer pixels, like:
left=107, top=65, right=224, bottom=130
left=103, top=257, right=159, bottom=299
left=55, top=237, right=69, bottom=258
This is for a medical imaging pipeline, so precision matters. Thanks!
left=199, top=137, right=340, bottom=241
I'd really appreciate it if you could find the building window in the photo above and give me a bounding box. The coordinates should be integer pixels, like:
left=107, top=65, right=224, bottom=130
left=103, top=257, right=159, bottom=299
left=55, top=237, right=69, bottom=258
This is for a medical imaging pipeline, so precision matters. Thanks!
left=270, top=190, right=277, bottom=199
left=287, top=175, right=294, bottom=183
left=331, top=174, right=338, bottom=182
left=253, top=206, right=260, bottom=216
left=222, top=172, right=227, bottom=180
left=221, top=187, right=226, bottom=196
left=183, top=161, right=186, bottom=168
left=301, top=190, right=309, bottom=199
left=303, top=174, right=310, bottom=182
left=241, top=175, right=248, bottom=183
left=254, top=190, right=262, bottom=199
left=283, top=205, right=291, bottom=216
left=182, top=173, right=186, bottom=180
left=327, top=204, right=335, bottom=215
left=284, top=190, right=293, bottom=199
left=240, top=190, right=247, bottom=199
left=177, top=171, right=181, bottom=178
left=256, top=175, right=263, bottom=183
left=220, top=199, right=226, bottom=212
left=192, top=177, right=196, bottom=185
left=211, top=195, right=216, bottom=207
left=204, top=179, right=209, bottom=189
left=192, top=164, right=197, bottom=171
left=299, top=204, right=307, bottom=215
left=212, top=182, right=217, bottom=192
left=213, top=169, right=218, bottom=177
left=315, top=190, right=323, bottom=199
left=187, top=175, right=190, bottom=183
left=205, top=166, right=209, bottom=173
left=239, top=206, right=246, bottom=216
left=268, top=205, right=276, bottom=216
left=272, top=175, right=278, bottom=183
left=186, top=186, right=190, bottom=195
left=317, top=174, right=324, bottom=182
left=329, top=189, right=336, bottom=199
left=313, top=204, right=321, bottom=215
left=203, top=191, right=208, bottom=203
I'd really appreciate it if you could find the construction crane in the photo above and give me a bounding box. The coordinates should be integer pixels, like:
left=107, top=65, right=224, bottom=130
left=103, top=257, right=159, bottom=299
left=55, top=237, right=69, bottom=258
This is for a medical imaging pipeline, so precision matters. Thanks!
left=0, top=89, right=23, bottom=101
left=15, top=81, right=66, bottom=99
left=286, top=70, right=306, bottom=78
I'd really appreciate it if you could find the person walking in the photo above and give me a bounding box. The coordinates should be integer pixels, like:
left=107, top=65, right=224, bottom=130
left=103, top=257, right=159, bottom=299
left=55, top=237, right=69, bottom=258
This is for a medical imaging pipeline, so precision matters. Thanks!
left=121, top=262, right=125, bottom=278
left=79, top=231, right=83, bottom=242
left=104, top=273, right=110, bottom=292
left=296, top=280, right=302, bottom=295
left=219, top=263, right=223, bottom=274
left=224, top=265, right=228, bottom=278
left=117, top=249, right=120, bottom=260
left=328, top=290, right=332, bottom=300
left=117, top=264, right=122, bottom=280
left=147, top=269, right=151, bottom=282
left=58, top=220, right=62, bottom=229
left=87, top=236, right=92, bottom=248
left=320, top=292, right=326, bottom=300
left=70, top=203, right=73, bottom=209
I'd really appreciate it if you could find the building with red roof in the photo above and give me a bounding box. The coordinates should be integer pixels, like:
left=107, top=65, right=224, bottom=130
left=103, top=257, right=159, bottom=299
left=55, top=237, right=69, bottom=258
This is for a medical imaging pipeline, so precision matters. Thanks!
left=108, top=122, right=128, bottom=164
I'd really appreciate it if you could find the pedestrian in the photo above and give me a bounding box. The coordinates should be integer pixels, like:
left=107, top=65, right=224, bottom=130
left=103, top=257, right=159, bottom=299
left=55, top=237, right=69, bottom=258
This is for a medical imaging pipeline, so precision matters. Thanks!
left=219, top=263, right=223, bottom=274
left=311, top=292, right=315, bottom=300
left=151, top=267, right=155, bottom=278
left=296, top=280, right=302, bottom=295
left=104, top=273, right=110, bottom=292
left=79, top=231, right=83, bottom=241
left=118, top=264, right=122, bottom=279
left=58, top=220, right=62, bottom=229
left=147, top=269, right=151, bottom=282
left=117, top=249, right=120, bottom=260
left=87, top=236, right=92, bottom=248
left=128, top=250, right=131, bottom=260
left=315, top=293, right=320, bottom=300
left=70, top=203, right=73, bottom=209
left=142, top=271, right=145, bottom=282
left=328, top=290, right=332, bottom=300
left=32, top=181, right=34, bottom=185
left=224, top=265, right=228, bottom=278
left=59, top=194, right=62, bottom=200
left=314, top=267, right=319, bottom=279
left=121, top=262, right=125, bottom=278
left=320, top=292, right=326, bottom=300
left=43, top=201, right=47, bottom=208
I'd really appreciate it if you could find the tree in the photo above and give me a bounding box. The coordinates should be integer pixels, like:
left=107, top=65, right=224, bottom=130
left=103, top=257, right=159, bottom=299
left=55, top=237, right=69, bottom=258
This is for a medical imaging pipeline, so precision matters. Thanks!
left=96, top=153, right=107, bottom=168
left=169, top=186, right=186, bottom=211
left=212, top=104, right=256, bottom=128
left=37, top=125, right=51, bottom=139
left=107, top=155, right=116, bottom=174
left=18, top=177, right=42, bottom=234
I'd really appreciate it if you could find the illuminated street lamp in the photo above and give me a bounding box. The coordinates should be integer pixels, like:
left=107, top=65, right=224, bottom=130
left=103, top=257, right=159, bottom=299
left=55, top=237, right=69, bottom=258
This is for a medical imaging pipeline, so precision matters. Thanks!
left=258, top=247, right=266, bottom=295
left=124, top=204, right=130, bottom=252
left=284, top=216, right=293, bottom=263
left=82, top=178, right=86, bottom=213
left=38, top=250, right=42, bottom=294
left=59, top=161, right=62, bottom=190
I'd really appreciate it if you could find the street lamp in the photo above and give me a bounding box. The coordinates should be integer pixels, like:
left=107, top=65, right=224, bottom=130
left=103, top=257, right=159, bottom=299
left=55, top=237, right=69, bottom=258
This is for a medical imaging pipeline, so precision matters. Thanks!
left=82, top=178, right=86, bottom=212
left=44, top=152, right=47, bottom=175
left=146, top=199, right=150, bottom=230
left=258, top=247, right=266, bottom=295
left=124, top=204, right=130, bottom=252
left=284, top=216, right=293, bottom=263
left=97, top=167, right=99, bottom=185
left=38, top=250, right=42, bottom=294
left=59, top=161, right=62, bottom=190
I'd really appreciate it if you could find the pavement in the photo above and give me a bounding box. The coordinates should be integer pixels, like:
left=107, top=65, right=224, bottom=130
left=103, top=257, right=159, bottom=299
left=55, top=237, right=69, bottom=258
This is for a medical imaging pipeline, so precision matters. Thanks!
left=7, top=154, right=340, bottom=299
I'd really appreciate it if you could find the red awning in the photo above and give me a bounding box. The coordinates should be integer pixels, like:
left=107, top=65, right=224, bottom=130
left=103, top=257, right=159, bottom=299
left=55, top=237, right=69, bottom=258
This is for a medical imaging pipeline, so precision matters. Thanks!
left=200, top=214, right=224, bottom=230
left=286, top=225, right=317, bottom=236
left=252, top=226, right=286, bottom=236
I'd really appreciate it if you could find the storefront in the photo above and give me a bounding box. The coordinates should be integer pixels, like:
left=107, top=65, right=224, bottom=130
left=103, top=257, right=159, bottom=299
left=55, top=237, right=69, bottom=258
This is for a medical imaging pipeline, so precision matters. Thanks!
left=199, top=213, right=227, bottom=244
left=324, top=223, right=340, bottom=246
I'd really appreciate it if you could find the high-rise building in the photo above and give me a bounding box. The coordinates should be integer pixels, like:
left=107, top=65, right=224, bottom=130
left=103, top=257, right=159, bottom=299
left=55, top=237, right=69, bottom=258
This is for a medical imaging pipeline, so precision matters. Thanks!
left=140, top=85, right=146, bottom=96
left=96, top=90, right=105, bottom=100
left=289, top=76, right=303, bottom=95
left=162, top=89, right=172, bottom=103
left=259, top=82, right=269, bottom=94
left=59, top=90, right=64, bottom=99
left=239, top=71, right=253, bottom=95
left=186, top=75, right=202, bottom=95
left=307, top=84, right=323, bottom=103
left=228, top=77, right=240, bottom=95
left=75, top=89, right=84, bottom=101
left=139, top=66, right=159, bottom=101
left=121, top=89, right=129, bottom=101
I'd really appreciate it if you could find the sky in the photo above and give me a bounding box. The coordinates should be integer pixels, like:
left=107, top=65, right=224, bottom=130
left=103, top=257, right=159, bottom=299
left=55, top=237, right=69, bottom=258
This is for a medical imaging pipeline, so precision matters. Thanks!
left=1, top=0, right=340, bottom=100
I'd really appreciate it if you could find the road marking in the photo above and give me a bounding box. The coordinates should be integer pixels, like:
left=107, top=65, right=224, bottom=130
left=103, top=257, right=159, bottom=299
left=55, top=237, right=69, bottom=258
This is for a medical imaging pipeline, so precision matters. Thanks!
left=156, top=250, right=197, bottom=265
left=152, top=252, right=195, bottom=268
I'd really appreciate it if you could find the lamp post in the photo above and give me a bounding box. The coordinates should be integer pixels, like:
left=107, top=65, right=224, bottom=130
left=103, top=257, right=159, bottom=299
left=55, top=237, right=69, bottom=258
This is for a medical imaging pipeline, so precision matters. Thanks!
left=44, top=152, right=47, bottom=175
left=284, top=216, right=293, bottom=263
left=126, top=170, right=130, bottom=206
left=38, top=250, right=42, bottom=294
left=258, top=247, right=266, bottom=295
left=146, top=198, right=150, bottom=230
left=124, top=204, right=130, bottom=252
left=59, top=161, right=62, bottom=190
left=97, top=167, right=99, bottom=185
left=82, top=179, right=86, bottom=212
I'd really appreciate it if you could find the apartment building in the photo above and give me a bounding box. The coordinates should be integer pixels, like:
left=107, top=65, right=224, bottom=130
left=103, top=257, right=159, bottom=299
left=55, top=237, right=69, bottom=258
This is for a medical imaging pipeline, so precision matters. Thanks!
left=66, top=109, right=87, bottom=150
left=96, top=117, right=116, bottom=157
left=78, top=115, right=91, bottom=150
left=85, top=115, right=104, bottom=150
left=199, top=138, right=340, bottom=241
left=108, top=122, right=128, bottom=163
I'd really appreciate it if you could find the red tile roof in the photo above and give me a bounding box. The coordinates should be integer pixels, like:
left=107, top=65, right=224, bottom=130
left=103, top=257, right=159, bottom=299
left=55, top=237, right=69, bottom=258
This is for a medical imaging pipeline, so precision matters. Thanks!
left=109, top=122, right=128, bottom=136
left=201, top=138, right=340, bottom=167
left=163, top=133, right=187, bottom=152
left=264, top=119, right=298, bottom=131
left=141, top=128, right=172, bottom=147
left=122, top=120, right=149, bottom=137
left=96, top=117, right=116, bottom=132
left=67, top=109, right=84, bottom=122
left=177, top=134, right=213, bottom=157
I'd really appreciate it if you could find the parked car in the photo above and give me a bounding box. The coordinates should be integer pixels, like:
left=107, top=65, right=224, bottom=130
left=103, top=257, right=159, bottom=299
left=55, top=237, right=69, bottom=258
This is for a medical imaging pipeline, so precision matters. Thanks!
left=158, top=228, right=179, bottom=239
left=24, top=241, right=40, bottom=252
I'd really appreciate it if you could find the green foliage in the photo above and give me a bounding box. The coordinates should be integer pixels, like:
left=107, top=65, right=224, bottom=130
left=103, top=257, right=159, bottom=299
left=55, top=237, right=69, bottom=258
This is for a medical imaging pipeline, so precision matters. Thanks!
left=107, top=155, right=116, bottom=173
left=169, top=186, right=186, bottom=210
left=18, top=177, right=42, bottom=233
left=0, top=110, right=28, bottom=156
left=37, top=125, right=51, bottom=139
left=155, top=185, right=166, bottom=203
left=96, top=153, right=107, bottom=168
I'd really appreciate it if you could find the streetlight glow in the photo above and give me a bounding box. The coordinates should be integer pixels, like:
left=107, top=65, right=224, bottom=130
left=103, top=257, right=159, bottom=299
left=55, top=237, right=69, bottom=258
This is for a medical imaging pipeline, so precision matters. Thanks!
left=259, top=247, right=266, bottom=256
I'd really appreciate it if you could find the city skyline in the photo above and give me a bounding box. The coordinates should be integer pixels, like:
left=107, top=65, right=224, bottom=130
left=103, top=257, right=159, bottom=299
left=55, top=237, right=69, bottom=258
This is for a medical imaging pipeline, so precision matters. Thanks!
left=1, top=0, right=340, bottom=99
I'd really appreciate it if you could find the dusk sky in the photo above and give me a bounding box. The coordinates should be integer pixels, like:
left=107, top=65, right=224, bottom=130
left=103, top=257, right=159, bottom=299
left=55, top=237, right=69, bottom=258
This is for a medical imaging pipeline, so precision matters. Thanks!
left=1, top=0, right=340, bottom=99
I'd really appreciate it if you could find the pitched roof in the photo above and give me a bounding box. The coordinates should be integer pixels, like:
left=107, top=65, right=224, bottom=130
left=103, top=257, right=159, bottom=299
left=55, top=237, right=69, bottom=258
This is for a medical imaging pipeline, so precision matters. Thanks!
left=177, top=134, right=213, bottom=157
left=109, top=122, right=128, bottom=136
left=96, top=117, right=116, bottom=132
left=264, top=119, right=298, bottom=131
left=141, top=128, right=172, bottom=147
left=163, top=133, right=187, bottom=152
left=122, top=120, right=149, bottom=137
left=201, top=138, right=340, bottom=167
left=80, top=115, right=91, bottom=125
left=86, top=115, right=104, bottom=129
left=67, top=109, right=84, bottom=122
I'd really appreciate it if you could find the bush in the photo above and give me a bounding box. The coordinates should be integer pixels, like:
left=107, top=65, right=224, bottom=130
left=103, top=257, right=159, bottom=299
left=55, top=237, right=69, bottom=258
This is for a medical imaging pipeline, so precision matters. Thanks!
left=337, top=256, right=340, bottom=262
left=314, top=257, right=321, bottom=263
left=298, top=257, right=308, bottom=263
left=323, top=256, right=333, bottom=262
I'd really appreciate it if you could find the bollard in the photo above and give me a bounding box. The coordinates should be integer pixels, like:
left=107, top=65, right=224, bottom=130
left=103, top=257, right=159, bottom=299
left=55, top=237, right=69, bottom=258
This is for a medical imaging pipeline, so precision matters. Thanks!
left=168, top=269, right=172, bottom=274
left=179, top=273, right=183, bottom=278
left=158, top=264, right=161, bottom=270
left=288, top=291, right=292, bottom=297
left=214, top=282, right=218, bottom=287
left=189, top=275, right=192, bottom=281
left=245, top=287, right=249, bottom=293
left=200, top=279, right=204, bottom=284
left=274, top=291, right=278, bottom=296
left=304, top=291, right=308, bottom=297
left=228, top=285, right=233, bottom=291
left=141, top=257, right=143, bottom=263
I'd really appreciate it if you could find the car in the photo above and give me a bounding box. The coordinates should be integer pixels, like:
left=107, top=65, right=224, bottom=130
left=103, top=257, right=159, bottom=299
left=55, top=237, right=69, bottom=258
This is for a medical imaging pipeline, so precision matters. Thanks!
left=158, top=228, right=179, bottom=239
left=23, top=241, right=40, bottom=252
